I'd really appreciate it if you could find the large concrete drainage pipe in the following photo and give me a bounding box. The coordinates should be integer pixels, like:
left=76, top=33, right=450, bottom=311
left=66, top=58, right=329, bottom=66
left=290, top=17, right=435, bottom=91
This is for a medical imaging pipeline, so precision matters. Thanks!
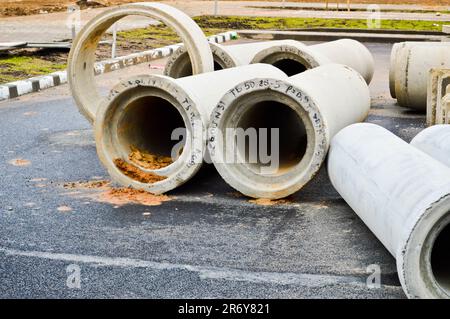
left=390, top=42, right=450, bottom=110
left=165, top=39, right=375, bottom=83
left=68, top=2, right=214, bottom=123
left=164, top=40, right=306, bottom=78
left=252, top=39, right=374, bottom=83
left=411, top=124, right=450, bottom=168
left=328, top=123, right=450, bottom=298
left=95, top=64, right=287, bottom=194
left=208, top=64, right=370, bottom=199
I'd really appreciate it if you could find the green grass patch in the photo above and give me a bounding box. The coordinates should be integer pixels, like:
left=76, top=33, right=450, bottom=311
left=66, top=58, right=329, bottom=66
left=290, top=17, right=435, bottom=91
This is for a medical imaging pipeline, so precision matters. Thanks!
left=116, top=24, right=225, bottom=45
left=0, top=55, right=66, bottom=84
left=193, top=16, right=448, bottom=32
left=246, top=6, right=450, bottom=15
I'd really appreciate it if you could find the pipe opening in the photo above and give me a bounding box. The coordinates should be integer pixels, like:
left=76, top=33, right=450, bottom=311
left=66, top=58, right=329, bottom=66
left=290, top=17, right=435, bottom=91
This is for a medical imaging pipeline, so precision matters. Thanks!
left=270, top=59, right=308, bottom=77
left=173, top=52, right=224, bottom=78
left=117, top=95, right=186, bottom=168
left=236, top=100, right=307, bottom=174
left=431, top=218, right=450, bottom=294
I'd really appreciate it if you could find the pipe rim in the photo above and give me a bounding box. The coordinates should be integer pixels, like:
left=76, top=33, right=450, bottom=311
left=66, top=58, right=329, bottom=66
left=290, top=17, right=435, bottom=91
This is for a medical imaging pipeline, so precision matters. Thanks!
left=68, top=2, right=214, bottom=123
left=399, top=194, right=450, bottom=298
left=95, top=74, right=205, bottom=194
left=208, top=78, right=328, bottom=199
left=164, top=42, right=239, bottom=78
left=389, top=42, right=402, bottom=99
left=251, top=45, right=324, bottom=73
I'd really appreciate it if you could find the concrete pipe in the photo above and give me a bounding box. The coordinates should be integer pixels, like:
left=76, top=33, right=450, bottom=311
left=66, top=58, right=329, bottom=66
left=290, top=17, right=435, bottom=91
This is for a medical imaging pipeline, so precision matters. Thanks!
left=164, top=40, right=306, bottom=78
left=165, top=39, right=375, bottom=84
left=208, top=64, right=370, bottom=199
left=389, top=42, right=404, bottom=99
left=68, top=2, right=214, bottom=123
left=390, top=42, right=450, bottom=100
left=411, top=125, right=450, bottom=168
left=328, top=123, right=450, bottom=299
left=390, top=42, right=450, bottom=110
left=251, top=39, right=375, bottom=83
left=95, top=64, right=287, bottom=194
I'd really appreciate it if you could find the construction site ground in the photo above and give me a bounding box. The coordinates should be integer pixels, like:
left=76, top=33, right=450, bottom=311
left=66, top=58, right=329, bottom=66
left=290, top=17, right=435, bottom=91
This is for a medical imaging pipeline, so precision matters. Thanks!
left=0, top=38, right=425, bottom=298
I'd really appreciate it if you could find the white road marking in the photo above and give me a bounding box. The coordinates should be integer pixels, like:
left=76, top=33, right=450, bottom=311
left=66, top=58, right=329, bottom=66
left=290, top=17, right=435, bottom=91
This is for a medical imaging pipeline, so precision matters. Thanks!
left=0, top=247, right=370, bottom=287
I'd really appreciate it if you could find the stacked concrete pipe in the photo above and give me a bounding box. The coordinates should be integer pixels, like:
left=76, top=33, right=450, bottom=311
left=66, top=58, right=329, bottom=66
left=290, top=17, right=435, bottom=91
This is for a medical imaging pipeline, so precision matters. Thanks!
left=390, top=42, right=450, bottom=110
left=95, top=64, right=287, bottom=194
left=411, top=125, right=450, bottom=167
left=208, top=64, right=371, bottom=199
left=164, top=40, right=297, bottom=78
left=67, top=2, right=215, bottom=123
left=165, top=39, right=375, bottom=84
left=328, top=123, right=450, bottom=298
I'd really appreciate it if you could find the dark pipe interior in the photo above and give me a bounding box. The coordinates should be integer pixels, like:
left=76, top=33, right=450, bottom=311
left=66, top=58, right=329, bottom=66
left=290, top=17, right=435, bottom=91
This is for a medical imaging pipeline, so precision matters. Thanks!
left=236, top=100, right=307, bottom=173
left=270, top=59, right=308, bottom=77
left=177, top=53, right=224, bottom=78
left=118, top=95, right=186, bottom=157
left=431, top=219, right=450, bottom=294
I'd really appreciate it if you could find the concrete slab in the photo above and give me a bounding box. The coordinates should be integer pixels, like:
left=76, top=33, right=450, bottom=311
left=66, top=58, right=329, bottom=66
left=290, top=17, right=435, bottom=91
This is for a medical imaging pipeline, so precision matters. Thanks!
left=427, top=68, right=450, bottom=125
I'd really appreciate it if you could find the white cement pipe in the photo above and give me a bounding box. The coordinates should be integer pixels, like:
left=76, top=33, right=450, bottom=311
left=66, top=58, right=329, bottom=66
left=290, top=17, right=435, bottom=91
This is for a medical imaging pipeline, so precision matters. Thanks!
left=389, top=42, right=450, bottom=99
left=95, top=64, right=287, bottom=194
left=411, top=124, right=450, bottom=168
left=328, top=123, right=450, bottom=299
left=164, top=40, right=306, bottom=78
left=251, top=39, right=374, bottom=83
left=208, top=64, right=370, bottom=199
left=68, top=2, right=214, bottom=123
left=165, top=39, right=375, bottom=84
left=390, top=42, right=450, bottom=110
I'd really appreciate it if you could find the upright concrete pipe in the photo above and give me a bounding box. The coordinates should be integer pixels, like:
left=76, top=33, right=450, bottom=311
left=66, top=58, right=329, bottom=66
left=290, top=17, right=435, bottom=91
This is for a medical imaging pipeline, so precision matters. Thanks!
left=164, top=40, right=307, bottom=78
left=95, top=64, right=287, bottom=194
left=390, top=42, right=450, bottom=110
left=208, top=64, right=371, bottom=199
left=68, top=2, right=215, bottom=123
left=165, top=39, right=375, bottom=84
left=411, top=124, right=450, bottom=168
left=328, top=123, right=450, bottom=299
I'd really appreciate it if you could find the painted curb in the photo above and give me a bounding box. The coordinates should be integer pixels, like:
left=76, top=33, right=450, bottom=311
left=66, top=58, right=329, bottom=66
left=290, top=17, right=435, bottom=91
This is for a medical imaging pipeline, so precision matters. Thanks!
left=0, top=31, right=238, bottom=102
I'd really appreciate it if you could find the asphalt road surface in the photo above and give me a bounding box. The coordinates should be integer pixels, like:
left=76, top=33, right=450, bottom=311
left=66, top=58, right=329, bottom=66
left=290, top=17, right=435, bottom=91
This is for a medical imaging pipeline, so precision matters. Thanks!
left=0, top=41, right=426, bottom=298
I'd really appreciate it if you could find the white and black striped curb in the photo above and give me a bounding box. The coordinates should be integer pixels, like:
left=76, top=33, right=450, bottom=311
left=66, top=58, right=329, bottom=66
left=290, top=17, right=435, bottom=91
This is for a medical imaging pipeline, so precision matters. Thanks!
left=0, top=31, right=238, bottom=101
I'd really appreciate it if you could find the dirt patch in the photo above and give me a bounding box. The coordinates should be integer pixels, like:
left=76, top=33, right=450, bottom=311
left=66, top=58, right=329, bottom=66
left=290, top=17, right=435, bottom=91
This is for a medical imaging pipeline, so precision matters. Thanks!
left=8, top=158, right=31, bottom=167
left=249, top=198, right=290, bottom=206
left=0, top=0, right=112, bottom=17
left=57, top=205, right=72, bottom=212
left=114, top=159, right=167, bottom=184
left=62, top=179, right=172, bottom=207
left=23, top=111, right=38, bottom=116
left=63, top=180, right=111, bottom=189
left=128, top=145, right=173, bottom=170
left=98, top=188, right=171, bottom=206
